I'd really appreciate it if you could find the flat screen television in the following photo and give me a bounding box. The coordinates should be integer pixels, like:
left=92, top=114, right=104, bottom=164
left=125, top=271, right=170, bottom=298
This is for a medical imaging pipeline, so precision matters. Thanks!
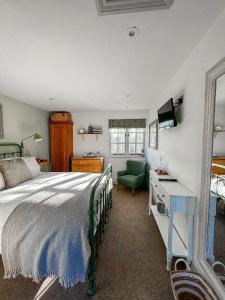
left=157, top=98, right=177, bottom=130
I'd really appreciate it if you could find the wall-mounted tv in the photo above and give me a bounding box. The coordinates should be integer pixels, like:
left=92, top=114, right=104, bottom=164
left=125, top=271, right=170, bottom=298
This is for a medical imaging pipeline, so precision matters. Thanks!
left=157, top=98, right=177, bottom=130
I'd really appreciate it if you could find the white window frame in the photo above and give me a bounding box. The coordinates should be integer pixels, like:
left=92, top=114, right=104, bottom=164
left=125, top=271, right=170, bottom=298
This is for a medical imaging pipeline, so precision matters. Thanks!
left=109, top=128, right=145, bottom=156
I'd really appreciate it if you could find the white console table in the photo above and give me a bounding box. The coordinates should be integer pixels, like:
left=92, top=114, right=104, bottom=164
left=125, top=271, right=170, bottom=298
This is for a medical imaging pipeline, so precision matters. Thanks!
left=149, top=170, right=196, bottom=271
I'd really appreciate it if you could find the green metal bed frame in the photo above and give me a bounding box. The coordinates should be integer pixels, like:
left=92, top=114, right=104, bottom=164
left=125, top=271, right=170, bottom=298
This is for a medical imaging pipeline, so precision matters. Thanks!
left=0, top=143, right=22, bottom=158
left=0, top=143, right=112, bottom=296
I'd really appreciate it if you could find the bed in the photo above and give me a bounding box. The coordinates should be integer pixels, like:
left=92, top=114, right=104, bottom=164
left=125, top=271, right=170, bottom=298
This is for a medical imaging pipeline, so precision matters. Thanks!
left=0, top=143, right=112, bottom=296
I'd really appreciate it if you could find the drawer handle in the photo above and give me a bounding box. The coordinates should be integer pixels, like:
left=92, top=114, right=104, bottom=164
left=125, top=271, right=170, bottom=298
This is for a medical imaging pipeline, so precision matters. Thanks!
left=162, top=194, right=165, bottom=198
left=155, top=185, right=158, bottom=188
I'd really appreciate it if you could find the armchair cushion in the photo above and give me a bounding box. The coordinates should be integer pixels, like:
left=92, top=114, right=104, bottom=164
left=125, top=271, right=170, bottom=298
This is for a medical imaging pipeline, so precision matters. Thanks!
left=117, top=175, right=138, bottom=188
left=117, top=173, right=146, bottom=188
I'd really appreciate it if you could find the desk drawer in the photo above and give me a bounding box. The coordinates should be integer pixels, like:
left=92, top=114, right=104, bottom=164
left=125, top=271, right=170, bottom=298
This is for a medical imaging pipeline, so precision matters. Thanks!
left=72, top=165, right=102, bottom=173
left=150, top=176, right=170, bottom=209
left=150, top=176, right=159, bottom=189
left=72, top=159, right=101, bottom=166
left=158, top=189, right=170, bottom=210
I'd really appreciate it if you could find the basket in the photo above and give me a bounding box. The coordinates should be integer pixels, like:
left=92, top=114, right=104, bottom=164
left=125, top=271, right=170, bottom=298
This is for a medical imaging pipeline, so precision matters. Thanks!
left=50, top=112, right=71, bottom=122
left=212, top=261, right=225, bottom=286
left=170, top=259, right=219, bottom=300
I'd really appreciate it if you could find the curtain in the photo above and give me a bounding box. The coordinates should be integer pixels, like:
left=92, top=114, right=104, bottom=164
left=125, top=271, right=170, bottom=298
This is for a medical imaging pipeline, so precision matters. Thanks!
left=108, top=119, right=146, bottom=129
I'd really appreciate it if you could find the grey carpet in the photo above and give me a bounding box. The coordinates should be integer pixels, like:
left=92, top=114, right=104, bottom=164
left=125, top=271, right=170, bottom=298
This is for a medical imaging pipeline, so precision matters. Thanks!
left=0, top=186, right=174, bottom=300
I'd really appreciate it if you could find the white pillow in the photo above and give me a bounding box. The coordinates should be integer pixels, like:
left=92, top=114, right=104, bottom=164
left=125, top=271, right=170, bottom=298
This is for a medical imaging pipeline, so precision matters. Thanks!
left=0, top=171, right=6, bottom=190
left=0, top=158, right=14, bottom=190
left=21, top=157, right=41, bottom=178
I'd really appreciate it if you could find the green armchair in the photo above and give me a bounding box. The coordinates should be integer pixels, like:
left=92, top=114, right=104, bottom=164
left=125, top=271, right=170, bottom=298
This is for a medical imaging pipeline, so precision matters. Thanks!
left=117, top=160, right=148, bottom=195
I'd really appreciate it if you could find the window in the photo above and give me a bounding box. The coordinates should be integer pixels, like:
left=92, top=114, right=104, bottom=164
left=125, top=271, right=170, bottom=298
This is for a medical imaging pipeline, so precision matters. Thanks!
left=110, top=128, right=145, bottom=155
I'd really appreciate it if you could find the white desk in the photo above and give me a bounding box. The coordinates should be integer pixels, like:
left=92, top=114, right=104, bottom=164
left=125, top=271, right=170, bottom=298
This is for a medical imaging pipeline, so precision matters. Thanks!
left=149, top=170, right=196, bottom=271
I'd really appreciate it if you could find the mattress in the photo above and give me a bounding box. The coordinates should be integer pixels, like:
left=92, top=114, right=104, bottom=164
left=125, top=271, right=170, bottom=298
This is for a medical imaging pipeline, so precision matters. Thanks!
left=0, top=171, right=100, bottom=254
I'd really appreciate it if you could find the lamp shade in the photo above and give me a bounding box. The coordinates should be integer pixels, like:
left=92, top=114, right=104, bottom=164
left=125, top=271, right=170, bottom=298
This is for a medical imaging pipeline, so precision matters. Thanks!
left=34, top=133, right=43, bottom=142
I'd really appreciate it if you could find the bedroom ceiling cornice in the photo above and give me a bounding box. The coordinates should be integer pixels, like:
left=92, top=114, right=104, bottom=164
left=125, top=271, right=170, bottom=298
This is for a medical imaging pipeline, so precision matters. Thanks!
left=96, top=0, right=174, bottom=16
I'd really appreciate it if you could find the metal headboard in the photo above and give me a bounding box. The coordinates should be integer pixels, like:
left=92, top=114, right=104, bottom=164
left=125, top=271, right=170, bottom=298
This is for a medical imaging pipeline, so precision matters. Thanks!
left=0, top=143, right=23, bottom=159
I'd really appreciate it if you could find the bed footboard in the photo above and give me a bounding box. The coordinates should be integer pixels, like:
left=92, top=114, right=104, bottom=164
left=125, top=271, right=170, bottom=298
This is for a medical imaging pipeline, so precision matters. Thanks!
left=88, top=164, right=112, bottom=296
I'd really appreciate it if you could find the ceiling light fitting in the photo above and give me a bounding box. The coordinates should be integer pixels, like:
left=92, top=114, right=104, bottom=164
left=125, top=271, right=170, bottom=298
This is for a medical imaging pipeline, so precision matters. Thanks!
left=127, top=26, right=139, bottom=38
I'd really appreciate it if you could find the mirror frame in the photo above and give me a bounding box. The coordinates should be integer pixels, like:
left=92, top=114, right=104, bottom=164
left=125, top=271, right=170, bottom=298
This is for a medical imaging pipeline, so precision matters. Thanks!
left=197, top=57, right=225, bottom=299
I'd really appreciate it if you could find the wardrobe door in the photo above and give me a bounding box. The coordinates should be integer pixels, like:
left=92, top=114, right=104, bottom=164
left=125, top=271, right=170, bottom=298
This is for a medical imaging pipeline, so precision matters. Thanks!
left=50, top=123, right=67, bottom=172
left=66, top=123, right=73, bottom=171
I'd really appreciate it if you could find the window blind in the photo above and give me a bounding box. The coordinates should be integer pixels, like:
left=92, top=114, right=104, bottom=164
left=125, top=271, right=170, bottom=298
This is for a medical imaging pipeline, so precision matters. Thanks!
left=108, top=119, right=146, bottom=129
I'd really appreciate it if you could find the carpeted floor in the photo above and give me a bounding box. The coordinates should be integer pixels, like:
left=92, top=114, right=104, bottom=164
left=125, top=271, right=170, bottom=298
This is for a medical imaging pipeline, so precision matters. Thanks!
left=0, top=186, right=174, bottom=300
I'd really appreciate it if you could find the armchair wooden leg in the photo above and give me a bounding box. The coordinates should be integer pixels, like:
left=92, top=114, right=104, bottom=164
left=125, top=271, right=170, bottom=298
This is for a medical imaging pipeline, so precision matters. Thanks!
left=132, top=187, right=135, bottom=196
left=117, top=184, right=120, bottom=190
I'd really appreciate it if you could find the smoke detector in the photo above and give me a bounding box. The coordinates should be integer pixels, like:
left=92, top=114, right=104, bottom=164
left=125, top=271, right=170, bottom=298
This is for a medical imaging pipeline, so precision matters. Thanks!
left=127, top=26, right=139, bottom=38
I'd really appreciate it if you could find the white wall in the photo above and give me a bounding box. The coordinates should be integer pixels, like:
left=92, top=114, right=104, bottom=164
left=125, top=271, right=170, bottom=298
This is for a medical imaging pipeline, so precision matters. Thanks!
left=147, top=8, right=225, bottom=262
left=72, top=110, right=149, bottom=181
left=0, top=93, right=49, bottom=159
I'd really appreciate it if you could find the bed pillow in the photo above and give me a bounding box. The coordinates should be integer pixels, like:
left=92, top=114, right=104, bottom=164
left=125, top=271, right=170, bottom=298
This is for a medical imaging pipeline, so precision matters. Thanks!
left=0, top=158, right=32, bottom=188
left=0, top=171, right=5, bottom=190
left=21, top=157, right=41, bottom=178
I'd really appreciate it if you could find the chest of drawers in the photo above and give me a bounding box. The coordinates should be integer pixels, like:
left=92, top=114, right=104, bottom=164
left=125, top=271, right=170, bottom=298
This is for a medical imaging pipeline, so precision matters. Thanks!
left=212, top=157, right=225, bottom=175
left=71, top=157, right=104, bottom=173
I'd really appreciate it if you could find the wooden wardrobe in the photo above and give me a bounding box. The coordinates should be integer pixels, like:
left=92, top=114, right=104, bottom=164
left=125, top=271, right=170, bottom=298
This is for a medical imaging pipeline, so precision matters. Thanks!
left=50, top=113, right=73, bottom=172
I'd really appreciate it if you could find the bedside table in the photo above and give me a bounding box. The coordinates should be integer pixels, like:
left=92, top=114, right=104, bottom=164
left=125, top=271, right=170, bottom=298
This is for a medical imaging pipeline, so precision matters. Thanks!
left=36, top=159, right=49, bottom=172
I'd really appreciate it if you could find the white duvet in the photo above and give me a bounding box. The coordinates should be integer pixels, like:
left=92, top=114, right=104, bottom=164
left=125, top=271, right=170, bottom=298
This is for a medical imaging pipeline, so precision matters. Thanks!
left=0, top=171, right=104, bottom=287
left=0, top=172, right=99, bottom=254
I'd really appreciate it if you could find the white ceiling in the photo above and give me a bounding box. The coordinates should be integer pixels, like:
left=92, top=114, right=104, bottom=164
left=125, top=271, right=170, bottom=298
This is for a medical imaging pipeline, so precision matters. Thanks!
left=0, top=0, right=225, bottom=112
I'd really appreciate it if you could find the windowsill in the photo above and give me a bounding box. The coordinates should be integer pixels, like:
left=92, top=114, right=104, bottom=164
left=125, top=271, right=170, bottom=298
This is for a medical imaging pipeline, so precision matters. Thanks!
left=105, top=155, right=146, bottom=159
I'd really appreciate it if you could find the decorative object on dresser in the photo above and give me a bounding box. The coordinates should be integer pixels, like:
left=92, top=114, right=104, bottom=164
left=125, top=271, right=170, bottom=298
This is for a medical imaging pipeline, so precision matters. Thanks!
left=50, top=112, right=73, bottom=172
left=36, top=159, right=49, bottom=172
left=149, top=170, right=196, bottom=271
left=72, top=157, right=104, bottom=173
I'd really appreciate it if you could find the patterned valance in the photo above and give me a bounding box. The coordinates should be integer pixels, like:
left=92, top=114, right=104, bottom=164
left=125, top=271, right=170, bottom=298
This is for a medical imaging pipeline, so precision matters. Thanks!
left=108, top=119, right=146, bottom=129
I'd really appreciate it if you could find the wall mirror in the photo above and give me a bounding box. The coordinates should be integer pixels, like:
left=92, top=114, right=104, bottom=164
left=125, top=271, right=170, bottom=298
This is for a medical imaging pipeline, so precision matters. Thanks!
left=200, top=57, right=225, bottom=297
left=208, top=72, right=225, bottom=285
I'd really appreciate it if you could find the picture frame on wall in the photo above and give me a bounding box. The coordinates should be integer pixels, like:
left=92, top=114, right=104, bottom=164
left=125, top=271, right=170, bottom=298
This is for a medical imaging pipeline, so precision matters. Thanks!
left=149, top=120, right=158, bottom=149
left=0, top=105, right=3, bottom=139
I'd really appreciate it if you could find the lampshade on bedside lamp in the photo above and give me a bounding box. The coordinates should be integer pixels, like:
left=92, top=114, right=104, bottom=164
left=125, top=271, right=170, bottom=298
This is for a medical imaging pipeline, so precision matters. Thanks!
left=33, top=133, right=43, bottom=142
left=21, top=133, right=43, bottom=149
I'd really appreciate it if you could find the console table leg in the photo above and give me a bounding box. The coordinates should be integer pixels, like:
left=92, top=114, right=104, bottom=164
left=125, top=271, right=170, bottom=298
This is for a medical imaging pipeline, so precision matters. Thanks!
left=167, top=214, right=173, bottom=271
left=166, top=257, right=172, bottom=271
left=187, top=214, right=194, bottom=264
left=149, top=181, right=152, bottom=215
